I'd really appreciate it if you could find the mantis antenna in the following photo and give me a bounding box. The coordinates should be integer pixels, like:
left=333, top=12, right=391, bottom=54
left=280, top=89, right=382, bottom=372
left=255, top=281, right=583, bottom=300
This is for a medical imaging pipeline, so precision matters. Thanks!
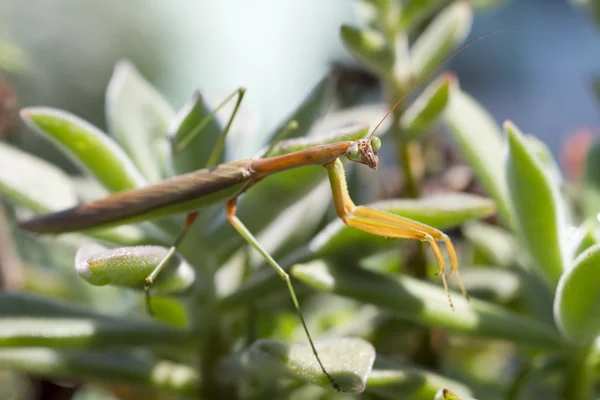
left=368, top=29, right=513, bottom=139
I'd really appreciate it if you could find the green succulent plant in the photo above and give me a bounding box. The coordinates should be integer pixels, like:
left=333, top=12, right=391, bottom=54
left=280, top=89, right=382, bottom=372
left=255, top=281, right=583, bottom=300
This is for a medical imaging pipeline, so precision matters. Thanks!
left=1, top=1, right=600, bottom=399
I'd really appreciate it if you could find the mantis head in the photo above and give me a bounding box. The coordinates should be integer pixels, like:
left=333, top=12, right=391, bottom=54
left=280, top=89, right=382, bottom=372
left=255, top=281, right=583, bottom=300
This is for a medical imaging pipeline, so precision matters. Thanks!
left=345, top=136, right=381, bottom=170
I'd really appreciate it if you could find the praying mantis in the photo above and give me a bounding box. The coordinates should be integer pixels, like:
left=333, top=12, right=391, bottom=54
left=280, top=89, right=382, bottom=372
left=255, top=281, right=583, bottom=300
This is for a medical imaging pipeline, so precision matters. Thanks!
left=16, top=36, right=499, bottom=391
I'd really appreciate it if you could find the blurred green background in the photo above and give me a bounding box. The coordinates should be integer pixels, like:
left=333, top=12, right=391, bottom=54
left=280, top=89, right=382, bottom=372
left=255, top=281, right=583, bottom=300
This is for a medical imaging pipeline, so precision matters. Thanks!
left=2, top=0, right=600, bottom=159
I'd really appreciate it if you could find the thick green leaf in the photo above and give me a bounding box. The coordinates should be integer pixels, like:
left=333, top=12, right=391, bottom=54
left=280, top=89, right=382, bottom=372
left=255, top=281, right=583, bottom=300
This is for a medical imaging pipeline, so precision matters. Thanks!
left=0, top=348, right=198, bottom=395
left=358, top=0, right=395, bottom=31
left=0, top=293, right=193, bottom=348
left=292, top=260, right=563, bottom=348
left=21, top=263, right=86, bottom=302
left=505, top=121, right=567, bottom=286
left=0, top=142, right=77, bottom=213
left=217, top=263, right=296, bottom=312
left=248, top=181, right=331, bottom=267
left=367, top=357, right=473, bottom=400
left=410, top=2, right=472, bottom=80
left=0, top=287, right=136, bottom=325
left=266, top=75, right=333, bottom=144
left=341, top=25, right=394, bottom=78
left=20, top=107, right=146, bottom=192
left=11, top=234, right=141, bottom=308
left=582, top=139, right=600, bottom=220
left=297, top=296, right=371, bottom=338
left=463, top=222, right=518, bottom=267
left=375, top=192, right=496, bottom=227
left=526, top=134, right=574, bottom=228
left=0, top=292, right=106, bottom=318
left=401, top=73, right=456, bottom=138
left=106, top=61, right=174, bottom=182
left=75, top=243, right=194, bottom=295
left=226, top=338, right=375, bottom=393
left=444, top=90, right=512, bottom=228
left=555, top=244, right=600, bottom=344
left=514, top=269, right=556, bottom=326
left=145, top=297, right=189, bottom=328
left=0, top=317, right=193, bottom=348
left=398, top=0, right=446, bottom=31
left=311, top=193, right=495, bottom=259
left=457, top=268, right=520, bottom=304
left=168, top=90, right=224, bottom=174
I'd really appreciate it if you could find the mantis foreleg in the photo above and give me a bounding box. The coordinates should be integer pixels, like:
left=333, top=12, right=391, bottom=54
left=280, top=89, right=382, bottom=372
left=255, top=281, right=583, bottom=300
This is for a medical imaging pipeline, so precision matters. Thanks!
left=324, top=158, right=467, bottom=310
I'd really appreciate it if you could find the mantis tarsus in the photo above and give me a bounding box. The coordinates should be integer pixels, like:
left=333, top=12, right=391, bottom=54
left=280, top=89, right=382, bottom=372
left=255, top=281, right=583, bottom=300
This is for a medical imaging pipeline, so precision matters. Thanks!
left=17, top=34, right=506, bottom=390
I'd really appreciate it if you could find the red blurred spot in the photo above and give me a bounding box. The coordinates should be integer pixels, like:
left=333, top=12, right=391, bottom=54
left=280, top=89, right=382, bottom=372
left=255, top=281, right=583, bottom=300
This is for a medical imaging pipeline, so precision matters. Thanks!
left=561, top=128, right=597, bottom=182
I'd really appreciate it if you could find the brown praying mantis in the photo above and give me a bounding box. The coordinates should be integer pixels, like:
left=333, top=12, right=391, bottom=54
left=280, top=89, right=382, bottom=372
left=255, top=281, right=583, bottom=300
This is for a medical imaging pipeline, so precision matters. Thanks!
left=17, top=35, right=503, bottom=390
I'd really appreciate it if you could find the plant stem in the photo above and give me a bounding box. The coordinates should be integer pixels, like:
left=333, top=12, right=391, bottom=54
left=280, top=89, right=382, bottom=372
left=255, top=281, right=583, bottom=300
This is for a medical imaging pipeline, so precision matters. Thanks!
left=199, top=314, right=237, bottom=399
left=562, top=346, right=594, bottom=400
left=177, top=228, right=236, bottom=399
left=398, top=132, right=420, bottom=199
left=193, top=274, right=239, bottom=399
left=388, top=71, right=435, bottom=367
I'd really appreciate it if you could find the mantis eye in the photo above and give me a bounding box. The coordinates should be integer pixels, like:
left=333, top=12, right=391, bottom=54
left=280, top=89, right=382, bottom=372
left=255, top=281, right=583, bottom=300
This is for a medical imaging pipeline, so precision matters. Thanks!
left=347, top=148, right=360, bottom=160
left=371, top=136, right=381, bottom=152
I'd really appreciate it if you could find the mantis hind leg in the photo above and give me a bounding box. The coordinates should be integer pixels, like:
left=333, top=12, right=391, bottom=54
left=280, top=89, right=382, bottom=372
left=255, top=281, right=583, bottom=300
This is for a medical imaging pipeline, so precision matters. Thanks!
left=144, top=88, right=247, bottom=313
left=225, top=198, right=340, bottom=392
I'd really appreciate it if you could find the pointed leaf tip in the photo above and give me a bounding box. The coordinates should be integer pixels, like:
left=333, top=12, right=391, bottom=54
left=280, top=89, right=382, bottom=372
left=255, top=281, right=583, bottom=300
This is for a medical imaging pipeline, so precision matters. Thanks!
left=20, top=107, right=147, bottom=192
left=340, top=25, right=394, bottom=78
left=503, top=120, right=514, bottom=130
left=19, top=108, right=31, bottom=118
left=75, top=243, right=194, bottom=295
left=505, top=121, right=567, bottom=286
left=401, top=73, right=458, bottom=137
left=410, top=2, right=473, bottom=80
left=106, top=60, right=174, bottom=181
